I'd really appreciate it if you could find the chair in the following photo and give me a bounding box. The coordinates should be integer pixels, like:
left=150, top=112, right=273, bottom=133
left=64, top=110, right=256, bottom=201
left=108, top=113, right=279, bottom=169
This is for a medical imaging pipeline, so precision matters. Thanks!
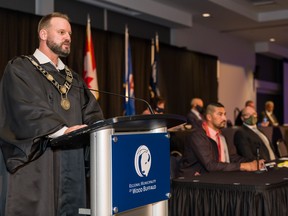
left=277, top=139, right=288, bottom=157
left=222, top=127, right=239, bottom=155
left=170, top=151, right=182, bottom=179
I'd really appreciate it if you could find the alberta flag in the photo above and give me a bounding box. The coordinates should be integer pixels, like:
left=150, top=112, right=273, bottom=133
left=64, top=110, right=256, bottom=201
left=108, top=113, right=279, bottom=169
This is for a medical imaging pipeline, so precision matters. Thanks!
left=83, top=15, right=99, bottom=99
left=123, top=26, right=135, bottom=115
left=149, top=33, right=160, bottom=101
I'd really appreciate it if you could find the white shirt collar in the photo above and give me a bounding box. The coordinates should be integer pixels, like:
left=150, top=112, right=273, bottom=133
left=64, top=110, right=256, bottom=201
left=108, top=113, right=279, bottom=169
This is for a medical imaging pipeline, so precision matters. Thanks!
left=243, top=122, right=257, bottom=130
left=33, top=49, right=65, bottom=70
left=191, top=109, right=202, bottom=120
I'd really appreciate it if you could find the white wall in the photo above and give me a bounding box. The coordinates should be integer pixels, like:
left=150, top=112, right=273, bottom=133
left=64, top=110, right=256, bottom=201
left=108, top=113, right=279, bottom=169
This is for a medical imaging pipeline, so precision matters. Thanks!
left=171, top=24, right=255, bottom=69
left=171, top=24, right=257, bottom=122
left=218, top=63, right=255, bottom=122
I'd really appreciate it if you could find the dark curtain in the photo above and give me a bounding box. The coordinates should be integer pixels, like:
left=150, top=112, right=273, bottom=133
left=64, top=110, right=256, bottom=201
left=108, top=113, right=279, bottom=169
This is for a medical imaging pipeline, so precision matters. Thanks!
left=0, top=8, right=218, bottom=119
left=160, top=45, right=218, bottom=115
left=0, top=9, right=40, bottom=74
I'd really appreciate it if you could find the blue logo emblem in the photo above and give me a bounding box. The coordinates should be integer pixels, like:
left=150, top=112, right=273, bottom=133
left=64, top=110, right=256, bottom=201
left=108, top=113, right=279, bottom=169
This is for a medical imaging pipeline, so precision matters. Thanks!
left=134, top=145, right=152, bottom=177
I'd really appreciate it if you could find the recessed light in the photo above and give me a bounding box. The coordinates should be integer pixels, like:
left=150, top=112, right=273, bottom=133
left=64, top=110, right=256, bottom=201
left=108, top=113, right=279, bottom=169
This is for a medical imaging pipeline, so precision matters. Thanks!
left=269, top=38, right=275, bottom=42
left=202, top=13, right=211, bottom=18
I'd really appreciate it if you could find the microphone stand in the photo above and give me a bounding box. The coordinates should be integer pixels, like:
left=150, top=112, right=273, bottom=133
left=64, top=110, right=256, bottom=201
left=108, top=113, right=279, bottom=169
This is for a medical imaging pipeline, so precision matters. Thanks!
left=74, top=85, right=155, bottom=114
left=255, top=147, right=263, bottom=174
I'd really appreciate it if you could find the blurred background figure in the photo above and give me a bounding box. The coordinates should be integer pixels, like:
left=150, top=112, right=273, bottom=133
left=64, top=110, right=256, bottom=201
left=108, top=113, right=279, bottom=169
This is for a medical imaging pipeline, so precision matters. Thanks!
left=234, top=100, right=255, bottom=126
left=260, top=101, right=279, bottom=127
left=142, top=96, right=165, bottom=114
left=186, top=98, right=204, bottom=129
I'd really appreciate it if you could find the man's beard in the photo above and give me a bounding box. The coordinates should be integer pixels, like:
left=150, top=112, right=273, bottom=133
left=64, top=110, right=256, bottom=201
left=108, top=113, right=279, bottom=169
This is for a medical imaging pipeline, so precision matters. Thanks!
left=214, top=121, right=226, bottom=129
left=47, top=39, right=70, bottom=57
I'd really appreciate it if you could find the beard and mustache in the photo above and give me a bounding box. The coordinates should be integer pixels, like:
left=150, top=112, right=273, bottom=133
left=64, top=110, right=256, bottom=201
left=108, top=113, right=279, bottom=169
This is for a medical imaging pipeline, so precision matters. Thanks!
left=46, top=38, right=70, bottom=57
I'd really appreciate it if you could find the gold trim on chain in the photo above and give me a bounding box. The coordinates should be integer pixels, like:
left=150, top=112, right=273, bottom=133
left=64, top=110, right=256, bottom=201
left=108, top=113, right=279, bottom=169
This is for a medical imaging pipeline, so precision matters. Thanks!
left=23, top=55, right=73, bottom=110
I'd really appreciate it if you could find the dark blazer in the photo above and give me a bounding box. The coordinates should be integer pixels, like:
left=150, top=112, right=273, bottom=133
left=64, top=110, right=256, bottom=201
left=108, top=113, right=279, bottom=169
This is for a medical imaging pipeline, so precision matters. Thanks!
left=234, top=125, right=277, bottom=161
left=186, top=111, right=203, bottom=129
left=179, top=128, right=249, bottom=177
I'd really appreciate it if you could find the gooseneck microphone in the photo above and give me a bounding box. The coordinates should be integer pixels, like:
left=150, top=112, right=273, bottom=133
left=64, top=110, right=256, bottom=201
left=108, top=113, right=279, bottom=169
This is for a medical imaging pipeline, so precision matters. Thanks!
left=74, top=85, right=155, bottom=114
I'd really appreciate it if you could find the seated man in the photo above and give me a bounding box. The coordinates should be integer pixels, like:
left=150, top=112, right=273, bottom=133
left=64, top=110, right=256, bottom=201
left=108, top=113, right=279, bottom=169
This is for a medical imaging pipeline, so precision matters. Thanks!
left=260, top=100, right=279, bottom=127
left=179, top=102, right=262, bottom=177
left=234, top=100, right=255, bottom=126
left=186, top=98, right=204, bottom=129
left=234, top=106, right=277, bottom=161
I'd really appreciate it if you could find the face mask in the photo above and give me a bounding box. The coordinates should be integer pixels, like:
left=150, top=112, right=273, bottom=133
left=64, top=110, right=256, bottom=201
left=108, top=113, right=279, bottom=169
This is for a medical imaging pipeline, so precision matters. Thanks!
left=155, top=106, right=164, bottom=113
left=244, top=115, right=258, bottom=125
left=196, top=105, right=204, bottom=114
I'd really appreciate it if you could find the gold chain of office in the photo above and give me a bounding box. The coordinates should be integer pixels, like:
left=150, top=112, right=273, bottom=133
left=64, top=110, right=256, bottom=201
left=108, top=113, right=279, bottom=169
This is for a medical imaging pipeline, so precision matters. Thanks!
left=23, top=55, right=73, bottom=110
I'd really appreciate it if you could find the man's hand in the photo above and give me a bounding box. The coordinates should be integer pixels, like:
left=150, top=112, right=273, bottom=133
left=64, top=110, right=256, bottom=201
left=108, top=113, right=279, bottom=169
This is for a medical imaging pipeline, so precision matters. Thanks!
left=64, top=124, right=87, bottom=134
left=240, top=159, right=265, bottom=171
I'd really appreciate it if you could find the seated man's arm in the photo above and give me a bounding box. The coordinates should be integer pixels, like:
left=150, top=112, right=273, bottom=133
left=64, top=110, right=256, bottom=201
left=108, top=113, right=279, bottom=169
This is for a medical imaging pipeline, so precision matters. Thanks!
left=189, top=130, right=241, bottom=172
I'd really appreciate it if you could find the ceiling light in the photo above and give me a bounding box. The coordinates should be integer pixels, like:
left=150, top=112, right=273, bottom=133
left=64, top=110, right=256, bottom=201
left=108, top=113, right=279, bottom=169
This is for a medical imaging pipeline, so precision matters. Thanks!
left=202, top=13, right=211, bottom=18
left=269, top=38, right=275, bottom=42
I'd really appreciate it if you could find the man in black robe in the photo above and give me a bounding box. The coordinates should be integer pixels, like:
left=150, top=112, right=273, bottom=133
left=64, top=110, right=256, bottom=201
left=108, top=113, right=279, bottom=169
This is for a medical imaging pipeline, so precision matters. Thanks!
left=0, top=12, right=103, bottom=216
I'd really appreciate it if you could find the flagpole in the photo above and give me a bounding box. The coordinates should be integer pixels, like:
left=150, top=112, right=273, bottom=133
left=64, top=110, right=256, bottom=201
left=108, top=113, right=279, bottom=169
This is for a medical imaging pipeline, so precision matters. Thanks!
left=155, top=32, right=159, bottom=53
left=87, top=14, right=91, bottom=43
left=125, top=25, right=129, bottom=103
left=151, top=38, right=155, bottom=66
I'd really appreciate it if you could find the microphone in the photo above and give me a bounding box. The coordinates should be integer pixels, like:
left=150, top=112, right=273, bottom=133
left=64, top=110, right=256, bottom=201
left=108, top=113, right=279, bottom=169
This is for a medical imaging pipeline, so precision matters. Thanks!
left=255, top=146, right=265, bottom=173
left=74, top=85, right=155, bottom=114
left=256, top=147, right=260, bottom=171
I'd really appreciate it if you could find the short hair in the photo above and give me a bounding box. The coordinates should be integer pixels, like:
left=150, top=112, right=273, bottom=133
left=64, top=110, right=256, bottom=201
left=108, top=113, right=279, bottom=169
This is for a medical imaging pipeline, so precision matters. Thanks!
left=156, top=96, right=165, bottom=105
left=38, top=12, right=70, bottom=33
left=265, top=101, right=274, bottom=107
left=205, top=102, right=224, bottom=119
left=241, top=106, right=256, bottom=118
left=191, top=98, right=203, bottom=107
left=245, top=100, right=253, bottom=107
left=151, top=96, right=165, bottom=109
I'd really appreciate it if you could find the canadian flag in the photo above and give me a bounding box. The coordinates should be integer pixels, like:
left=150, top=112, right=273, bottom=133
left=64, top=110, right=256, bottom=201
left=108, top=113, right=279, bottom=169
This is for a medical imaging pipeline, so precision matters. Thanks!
left=83, top=15, right=99, bottom=99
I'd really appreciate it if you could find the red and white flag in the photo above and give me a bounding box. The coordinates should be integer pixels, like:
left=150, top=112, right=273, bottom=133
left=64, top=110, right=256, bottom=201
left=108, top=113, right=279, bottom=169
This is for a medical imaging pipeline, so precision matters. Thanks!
left=83, top=15, right=99, bottom=99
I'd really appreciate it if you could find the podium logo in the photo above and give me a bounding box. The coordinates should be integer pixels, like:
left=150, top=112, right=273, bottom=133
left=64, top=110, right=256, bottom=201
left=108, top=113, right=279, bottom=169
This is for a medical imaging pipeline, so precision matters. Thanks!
left=134, top=145, right=152, bottom=177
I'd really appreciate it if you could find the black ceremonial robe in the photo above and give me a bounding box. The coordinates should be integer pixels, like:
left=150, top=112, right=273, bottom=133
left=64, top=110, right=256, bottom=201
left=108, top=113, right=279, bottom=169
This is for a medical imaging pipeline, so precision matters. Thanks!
left=0, top=56, right=103, bottom=216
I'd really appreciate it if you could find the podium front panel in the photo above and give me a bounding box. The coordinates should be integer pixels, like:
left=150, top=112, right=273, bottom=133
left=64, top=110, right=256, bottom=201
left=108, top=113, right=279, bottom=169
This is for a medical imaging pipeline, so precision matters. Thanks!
left=111, top=132, right=170, bottom=214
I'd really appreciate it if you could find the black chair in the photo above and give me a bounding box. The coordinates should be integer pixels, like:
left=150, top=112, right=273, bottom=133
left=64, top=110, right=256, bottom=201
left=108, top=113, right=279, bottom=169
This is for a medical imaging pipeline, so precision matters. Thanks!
left=277, top=139, right=288, bottom=157
left=170, top=151, right=182, bottom=179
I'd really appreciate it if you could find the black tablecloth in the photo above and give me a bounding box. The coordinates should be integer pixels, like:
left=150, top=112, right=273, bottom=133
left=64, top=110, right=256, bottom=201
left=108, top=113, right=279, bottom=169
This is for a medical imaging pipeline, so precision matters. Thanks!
left=170, top=168, right=288, bottom=216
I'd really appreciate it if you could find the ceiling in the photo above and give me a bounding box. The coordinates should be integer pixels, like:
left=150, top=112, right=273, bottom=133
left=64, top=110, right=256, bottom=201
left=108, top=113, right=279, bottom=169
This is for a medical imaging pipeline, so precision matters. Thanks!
left=154, top=0, right=288, bottom=49
left=80, top=0, right=288, bottom=55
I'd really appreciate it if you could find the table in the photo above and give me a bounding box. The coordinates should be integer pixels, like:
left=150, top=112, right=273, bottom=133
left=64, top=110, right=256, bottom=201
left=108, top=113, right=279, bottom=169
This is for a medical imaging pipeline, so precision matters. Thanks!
left=169, top=168, right=288, bottom=216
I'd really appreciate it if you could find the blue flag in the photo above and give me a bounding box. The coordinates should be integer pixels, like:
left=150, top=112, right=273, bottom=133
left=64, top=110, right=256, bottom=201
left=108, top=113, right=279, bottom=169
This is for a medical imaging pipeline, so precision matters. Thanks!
left=123, top=26, right=135, bottom=115
left=149, top=33, right=160, bottom=101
